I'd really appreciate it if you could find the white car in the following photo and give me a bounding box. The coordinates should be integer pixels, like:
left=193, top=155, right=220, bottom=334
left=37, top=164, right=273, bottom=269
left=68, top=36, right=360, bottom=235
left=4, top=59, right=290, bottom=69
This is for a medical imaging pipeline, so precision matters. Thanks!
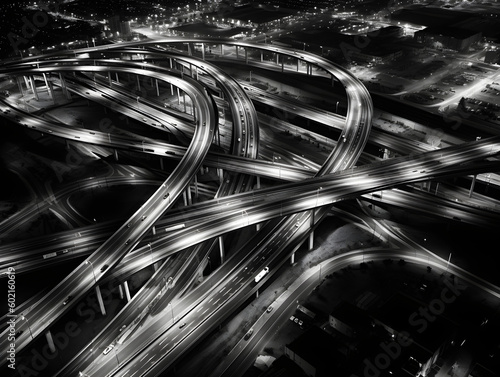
left=103, top=344, right=114, bottom=355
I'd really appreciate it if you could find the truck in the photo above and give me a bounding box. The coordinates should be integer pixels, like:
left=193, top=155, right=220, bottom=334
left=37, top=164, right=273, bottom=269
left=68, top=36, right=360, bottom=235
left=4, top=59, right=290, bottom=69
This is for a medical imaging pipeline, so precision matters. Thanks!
left=254, top=267, right=269, bottom=283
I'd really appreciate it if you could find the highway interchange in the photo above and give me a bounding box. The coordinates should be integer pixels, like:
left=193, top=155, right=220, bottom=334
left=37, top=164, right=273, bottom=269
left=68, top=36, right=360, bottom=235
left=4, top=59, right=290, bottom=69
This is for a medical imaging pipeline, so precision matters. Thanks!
left=1, top=38, right=500, bottom=377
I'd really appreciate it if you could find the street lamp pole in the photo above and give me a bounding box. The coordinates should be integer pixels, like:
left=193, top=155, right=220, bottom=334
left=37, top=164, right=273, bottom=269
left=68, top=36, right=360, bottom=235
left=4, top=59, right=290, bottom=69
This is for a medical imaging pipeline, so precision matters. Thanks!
left=168, top=302, right=174, bottom=323
left=316, top=187, right=322, bottom=207
left=148, top=243, right=153, bottom=265
left=446, top=253, right=452, bottom=273
left=21, top=314, right=33, bottom=339
left=85, top=260, right=97, bottom=284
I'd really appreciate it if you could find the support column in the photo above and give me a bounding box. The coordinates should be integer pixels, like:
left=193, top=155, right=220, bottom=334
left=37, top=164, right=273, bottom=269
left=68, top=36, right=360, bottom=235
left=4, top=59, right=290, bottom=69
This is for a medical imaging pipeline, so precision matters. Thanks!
left=118, top=284, right=124, bottom=300
left=236, top=45, right=239, bottom=59
left=16, top=77, right=24, bottom=97
left=136, top=75, right=141, bottom=91
left=47, top=80, right=56, bottom=104
left=281, top=59, right=284, bottom=72
left=297, top=59, right=300, bottom=72
left=155, top=78, right=160, bottom=96
left=182, top=191, right=188, bottom=206
left=115, top=72, right=120, bottom=83
left=256, top=177, right=261, bottom=231
left=114, top=149, right=119, bottom=161
left=45, top=330, right=56, bottom=353
left=217, top=168, right=223, bottom=183
left=186, top=184, right=192, bottom=205
left=152, top=226, right=156, bottom=235
left=469, top=175, right=477, bottom=198
left=276, top=53, right=279, bottom=65
left=194, top=175, right=199, bottom=199
left=219, top=236, right=225, bottom=264
left=260, top=51, right=263, bottom=62
left=123, top=281, right=131, bottom=302
left=177, top=87, right=181, bottom=104
left=108, top=73, right=112, bottom=87
left=221, top=44, right=224, bottom=56
left=160, top=157, right=164, bottom=170
left=30, top=76, right=39, bottom=100
left=95, top=285, right=106, bottom=316
left=201, top=43, right=205, bottom=60
left=309, top=232, right=314, bottom=250
left=245, top=48, right=248, bottom=64
left=290, top=252, right=295, bottom=265
left=42, top=73, right=53, bottom=101
left=59, top=73, right=71, bottom=99
left=256, top=290, right=259, bottom=298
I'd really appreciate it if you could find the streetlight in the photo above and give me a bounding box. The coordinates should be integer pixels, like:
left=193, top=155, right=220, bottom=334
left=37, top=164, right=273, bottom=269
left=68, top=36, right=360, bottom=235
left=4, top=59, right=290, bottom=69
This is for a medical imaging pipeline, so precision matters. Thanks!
left=20, top=314, right=33, bottom=339
left=85, top=260, right=97, bottom=284
left=241, top=210, right=249, bottom=226
left=148, top=243, right=153, bottom=265
left=446, top=253, right=452, bottom=273
left=316, top=187, right=322, bottom=206
left=113, top=345, right=120, bottom=366
left=168, top=301, right=174, bottom=323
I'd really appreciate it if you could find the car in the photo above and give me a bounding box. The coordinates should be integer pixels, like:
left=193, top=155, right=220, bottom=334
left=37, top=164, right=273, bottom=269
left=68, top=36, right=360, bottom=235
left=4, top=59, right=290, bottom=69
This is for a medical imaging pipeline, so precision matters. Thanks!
left=298, top=320, right=303, bottom=326
left=103, top=344, right=114, bottom=355
left=141, top=215, right=147, bottom=221
left=179, top=322, right=186, bottom=329
left=290, top=315, right=295, bottom=322
left=163, top=194, right=169, bottom=199
left=244, top=328, right=253, bottom=340
left=63, top=296, right=74, bottom=305
left=100, top=264, right=109, bottom=272
left=294, top=317, right=299, bottom=323
left=267, top=306, right=273, bottom=313
left=125, top=239, right=131, bottom=245
left=119, top=325, right=127, bottom=332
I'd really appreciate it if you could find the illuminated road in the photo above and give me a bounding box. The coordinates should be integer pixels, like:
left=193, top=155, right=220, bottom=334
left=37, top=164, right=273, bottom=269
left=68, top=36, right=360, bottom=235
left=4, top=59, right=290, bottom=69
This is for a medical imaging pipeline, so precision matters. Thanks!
left=0, top=38, right=499, bottom=377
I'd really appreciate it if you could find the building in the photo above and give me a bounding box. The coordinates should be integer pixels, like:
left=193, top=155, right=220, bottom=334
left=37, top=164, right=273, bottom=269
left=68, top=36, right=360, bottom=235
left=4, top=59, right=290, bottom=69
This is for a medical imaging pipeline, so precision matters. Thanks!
left=371, top=292, right=456, bottom=377
left=329, top=301, right=373, bottom=338
left=107, top=15, right=131, bottom=38
left=485, top=50, right=500, bottom=64
left=414, top=26, right=482, bottom=52
left=285, top=326, right=348, bottom=377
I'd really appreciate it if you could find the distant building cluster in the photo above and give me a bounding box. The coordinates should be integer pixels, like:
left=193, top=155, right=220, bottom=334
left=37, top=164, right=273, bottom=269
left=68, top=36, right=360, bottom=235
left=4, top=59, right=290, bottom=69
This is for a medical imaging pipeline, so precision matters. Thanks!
left=277, top=293, right=456, bottom=377
left=106, top=15, right=131, bottom=38
left=414, top=27, right=482, bottom=53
